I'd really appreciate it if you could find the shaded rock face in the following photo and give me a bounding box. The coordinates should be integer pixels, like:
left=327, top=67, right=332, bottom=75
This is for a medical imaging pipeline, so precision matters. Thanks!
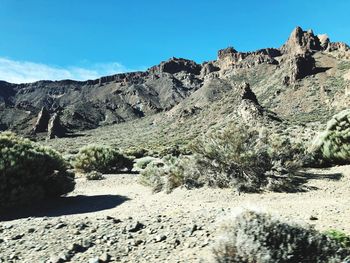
left=47, top=113, right=65, bottom=139
left=149, top=57, right=202, bottom=75
left=32, top=107, right=50, bottom=133
left=289, top=52, right=316, bottom=82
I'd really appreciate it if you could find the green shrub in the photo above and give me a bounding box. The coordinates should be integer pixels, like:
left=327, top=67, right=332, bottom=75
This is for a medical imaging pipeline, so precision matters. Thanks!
left=312, top=109, right=350, bottom=165
left=139, top=155, right=187, bottom=193
left=85, top=171, right=104, bottom=180
left=213, top=209, right=349, bottom=263
left=325, top=229, right=350, bottom=248
left=139, top=123, right=307, bottom=193
left=0, top=132, right=75, bottom=210
left=74, top=145, right=133, bottom=173
left=133, top=156, right=161, bottom=172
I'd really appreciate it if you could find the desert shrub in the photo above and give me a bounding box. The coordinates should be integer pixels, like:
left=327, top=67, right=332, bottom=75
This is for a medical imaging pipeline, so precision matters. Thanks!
left=138, top=155, right=188, bottom=193
left=0, top=132, right=75, bottom=210
left=312, top=109, right=350, bottom=165
left=74, top=145, right=133, bottom=173
left=139, top=123, right=307, bottom=193
left=186, top=123, right=306, bottom=192
left=213, top=209, right=349, bottom=263
left=85, top=171, right=104, bottom=180
left=122, top=147, right=149, bottom=159
left=325, top=229, right=350, bottom=248
left=133, top=156, right=162, bottom=172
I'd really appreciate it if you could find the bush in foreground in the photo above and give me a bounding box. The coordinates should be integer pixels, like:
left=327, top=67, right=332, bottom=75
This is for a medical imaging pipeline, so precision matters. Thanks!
left=74, top=145, right=133, bottom=173
left=213, top=209, right=349, bottom=263
left=0, top=132, right=75, bottom=210
left=312, top=109, right=350, bottom=165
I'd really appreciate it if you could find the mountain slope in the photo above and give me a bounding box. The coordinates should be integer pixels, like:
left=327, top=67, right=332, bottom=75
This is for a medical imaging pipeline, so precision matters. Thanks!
left=0, top=26, right=349, bottom=142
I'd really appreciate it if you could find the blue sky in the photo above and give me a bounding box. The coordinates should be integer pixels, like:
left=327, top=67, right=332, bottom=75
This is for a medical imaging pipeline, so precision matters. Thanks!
left=0, top=0, right=349, bottom=83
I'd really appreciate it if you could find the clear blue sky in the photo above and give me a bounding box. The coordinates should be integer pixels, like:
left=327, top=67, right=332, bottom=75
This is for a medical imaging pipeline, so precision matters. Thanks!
left=0, top=0, right=349, bottom=83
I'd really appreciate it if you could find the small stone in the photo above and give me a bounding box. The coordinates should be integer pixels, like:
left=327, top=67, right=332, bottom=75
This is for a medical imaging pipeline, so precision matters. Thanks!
left=309, top=216, right=318, bottom=221
left=88, top=257, right=100, bottom=263
left=155, top=235, right=167, bottom=243
left=55, top=223, right=67, bottom=229
left=106, top=216, right=122, bottom=224
left=11, top=234, right=24, bottom=240
left=27, top=228, right=35, bottom=233
left=127, top=221, right=145, bottom=232
left=99, top=252, right=111, bottom=262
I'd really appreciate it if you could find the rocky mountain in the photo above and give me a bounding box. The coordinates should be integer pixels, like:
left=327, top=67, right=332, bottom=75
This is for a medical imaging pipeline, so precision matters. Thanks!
left=0, top=26, right=349, bottom=138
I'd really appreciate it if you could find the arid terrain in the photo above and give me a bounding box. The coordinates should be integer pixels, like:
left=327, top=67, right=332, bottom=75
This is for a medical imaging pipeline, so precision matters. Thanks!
left=1, top=165, right=349, bottom=262
left=1, top=26, right=350, bottom=262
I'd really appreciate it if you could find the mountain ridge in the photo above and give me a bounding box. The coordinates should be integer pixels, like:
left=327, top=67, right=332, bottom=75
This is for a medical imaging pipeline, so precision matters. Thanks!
left=0, top=26, right=349, bottom=139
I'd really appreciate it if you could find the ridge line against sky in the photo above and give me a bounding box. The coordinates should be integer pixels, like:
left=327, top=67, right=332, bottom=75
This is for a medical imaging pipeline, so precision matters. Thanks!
left=0, top=0, right=349, bottom=83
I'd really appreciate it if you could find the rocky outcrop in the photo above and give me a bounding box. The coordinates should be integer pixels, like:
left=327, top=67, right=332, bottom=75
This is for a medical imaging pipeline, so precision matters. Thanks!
left=32, top=107, right=50, bottom=133
left=281, top=26, right=322, bottom=54
left=200, top=62, right=220, bottom=76
left=238, top=83, right=263, bottom=123
left=47, top=113, right=66, bottom=139
left=327, top=42, right=350, bottom=52
left=317, top=34, right=330, bottom=50
left=217, top=47, right=280, bottom=70
left=148, top=57, right=202, bottom=75
left=288, top=52, right=316, bottom=82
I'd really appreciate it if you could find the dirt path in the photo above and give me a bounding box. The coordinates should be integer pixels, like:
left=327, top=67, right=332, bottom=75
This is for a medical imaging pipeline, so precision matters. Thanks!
left=1, top=165, right=349, bottom=262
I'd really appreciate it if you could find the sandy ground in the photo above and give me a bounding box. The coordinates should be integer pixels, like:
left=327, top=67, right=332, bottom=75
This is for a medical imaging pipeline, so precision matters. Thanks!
left=58, top=165, right=350, bottom=233
left=2, top=165, right=350, bottom=262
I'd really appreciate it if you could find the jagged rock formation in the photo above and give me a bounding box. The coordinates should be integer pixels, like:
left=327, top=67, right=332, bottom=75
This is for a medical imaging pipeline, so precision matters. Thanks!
left=32, top=107, right=50, bottom=133
left=281, top=27, right=322, bottom=54
left=0, top=26, right=349, bottom=137
left=47, top=113, right=66, bottom=139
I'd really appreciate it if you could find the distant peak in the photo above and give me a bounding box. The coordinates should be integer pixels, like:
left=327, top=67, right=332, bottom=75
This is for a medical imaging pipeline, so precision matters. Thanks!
left=281, top=26, right=322, bottom=54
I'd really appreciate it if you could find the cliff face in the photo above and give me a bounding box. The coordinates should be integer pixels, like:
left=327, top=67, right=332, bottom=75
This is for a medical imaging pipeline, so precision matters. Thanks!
left=1, top=26, right=349, bottom=137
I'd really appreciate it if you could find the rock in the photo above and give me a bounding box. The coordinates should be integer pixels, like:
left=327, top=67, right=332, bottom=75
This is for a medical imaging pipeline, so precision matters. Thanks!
left=149, top=57, right=202, bottom=75
left=318, top=34, right=330, bottom=50
left=47, top=113, right=66, bottom=139
left=200, top=62, right=220, bottom=76
left=47, top=255, right=65, bottom=263
left=155, top=235, right=167, bottom=243
left=54, top=223, right=67, bottom=229
left=289, top=52, right=315, bottom=81
left=11, top=234, right=24, bottom=240
left=106, top=216, right=122, bottom=224
left=32, top=107, right=50, bottom=133
left=310, top=216, right=318, bottom=221
left=88, top=257, right=100, bottom=263
left=99, top=253, right=111, bottom=262
left=126, top=221, right=145, bottom=233
left=281, top=26, right=322, bottom=54
left=327, top=42, right=350, bottom=52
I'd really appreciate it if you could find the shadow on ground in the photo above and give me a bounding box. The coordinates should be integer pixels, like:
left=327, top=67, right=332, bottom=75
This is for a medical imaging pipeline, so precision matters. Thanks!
left=287, top=170, right=344, bottom=192
left=0, top=194, right=130, bottom=221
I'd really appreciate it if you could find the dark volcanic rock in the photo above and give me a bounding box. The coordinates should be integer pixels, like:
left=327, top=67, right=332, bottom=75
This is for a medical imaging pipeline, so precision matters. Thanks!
left=47, top=113, right=66, bottom=139
left=32, top=107, right=50, bottom=133
left=289, top=52, right=316, bottom=81
left=149, top=57, right=202, bottom=75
